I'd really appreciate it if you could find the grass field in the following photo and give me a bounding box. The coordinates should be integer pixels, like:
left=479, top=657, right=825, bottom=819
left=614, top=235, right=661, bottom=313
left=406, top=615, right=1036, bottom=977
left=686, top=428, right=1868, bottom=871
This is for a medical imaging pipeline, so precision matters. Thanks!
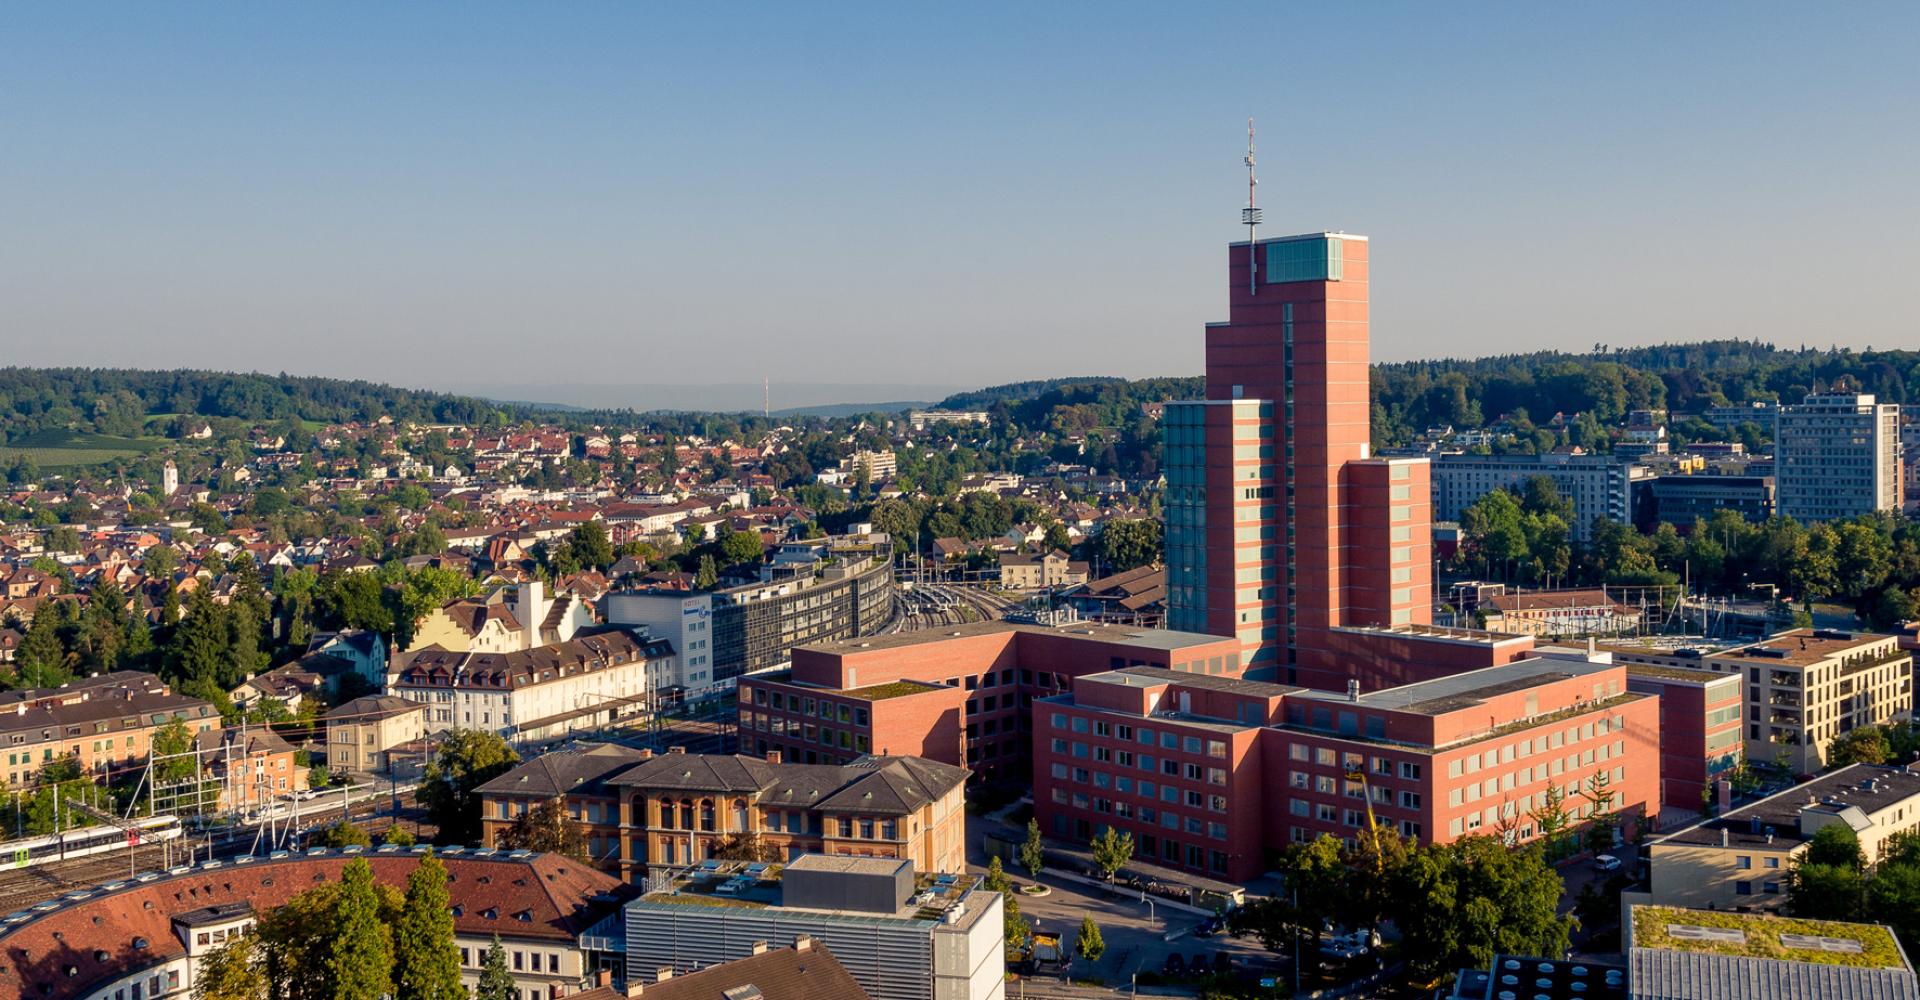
left=0, top=428, right=167, bottom=468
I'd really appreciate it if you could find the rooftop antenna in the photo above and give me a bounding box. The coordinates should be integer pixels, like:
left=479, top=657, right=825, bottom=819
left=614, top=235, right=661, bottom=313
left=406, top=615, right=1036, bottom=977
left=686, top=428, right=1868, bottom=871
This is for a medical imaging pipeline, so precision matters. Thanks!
left=763, top=377, right=770, bottom=419
left=1243, top=117, right=1261, bottom=295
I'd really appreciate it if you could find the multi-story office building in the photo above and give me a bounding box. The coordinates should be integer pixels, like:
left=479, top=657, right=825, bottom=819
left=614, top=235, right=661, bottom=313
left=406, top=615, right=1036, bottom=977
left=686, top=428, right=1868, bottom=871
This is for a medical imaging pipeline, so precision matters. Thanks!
left=390, top=626, right=677, bottom=741
left=624, top=854, right=1003, bottom=1000
left=1031, top=651, right=1661, bottom=881
left=1644, top=764, right=1920, bottom=911
left=1621, top=661, right=1745, bottom=810
left=1430, top=452, right=1651, bottom=541
left=1774, top=391, right=1902, bottom=522
left=476, top=748, right=970, bottom=880
left=1700, top=629, right=1913, bottom=776
left=605, top=533, right=896, bottom=697
left=738, top=620, right=1243, bottom=775
left=1642, top=473, right=1775, bottom=528
left=1165, top=231, right=1433, bottom=681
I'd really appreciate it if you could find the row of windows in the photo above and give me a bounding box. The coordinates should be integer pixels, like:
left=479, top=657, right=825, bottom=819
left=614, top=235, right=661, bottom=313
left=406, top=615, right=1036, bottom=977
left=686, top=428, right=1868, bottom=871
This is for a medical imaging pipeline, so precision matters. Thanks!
left=1050, top=714, right=1229, bottom=757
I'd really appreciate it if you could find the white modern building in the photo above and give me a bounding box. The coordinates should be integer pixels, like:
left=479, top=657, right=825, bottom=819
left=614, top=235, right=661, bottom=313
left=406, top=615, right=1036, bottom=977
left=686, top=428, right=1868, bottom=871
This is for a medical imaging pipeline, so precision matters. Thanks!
left=1430, top=452, right=1651, bottom=541
left=1775, top=392, right=1902, bottom=522
left=624, top=854, right=1004, bottom=1000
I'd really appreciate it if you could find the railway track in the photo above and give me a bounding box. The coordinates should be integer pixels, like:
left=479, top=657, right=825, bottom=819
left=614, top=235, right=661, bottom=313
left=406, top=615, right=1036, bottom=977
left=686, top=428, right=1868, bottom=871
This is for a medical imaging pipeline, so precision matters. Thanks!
left=0, top=842, right=181, bottom=913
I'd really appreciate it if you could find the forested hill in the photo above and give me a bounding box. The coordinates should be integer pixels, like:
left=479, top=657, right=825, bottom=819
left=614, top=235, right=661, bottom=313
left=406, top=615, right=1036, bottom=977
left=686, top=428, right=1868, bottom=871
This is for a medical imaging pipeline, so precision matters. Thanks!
left=1369, top=340, right=1920, bottom=447
left=0, top=368, right=520, bottom=443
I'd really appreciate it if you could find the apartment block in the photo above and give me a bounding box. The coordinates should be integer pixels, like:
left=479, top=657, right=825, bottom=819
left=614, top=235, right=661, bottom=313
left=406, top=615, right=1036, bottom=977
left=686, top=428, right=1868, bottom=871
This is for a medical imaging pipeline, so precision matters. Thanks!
left=1775, top=391, right=1903, bottom=522
left=738, top=621, right=1244, bottom=775
left=1644, top=764, right=1920, bottom=911
left=1704, top=629, right=1913, bottom=776
left=323, top=694, right=428, bottom=774
left=391, top=626, right=677, bottom=741
left=1031, top=651, right=1661, bottom=882
left=0, top=671, right=219, bottom=785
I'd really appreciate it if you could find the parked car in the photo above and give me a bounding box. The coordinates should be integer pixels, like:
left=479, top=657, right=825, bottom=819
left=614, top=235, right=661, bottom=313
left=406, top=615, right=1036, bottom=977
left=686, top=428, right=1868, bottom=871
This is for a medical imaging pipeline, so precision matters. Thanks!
left=1595, top=854, right=1623, bottom=873
left=1163, top=953, right=1186, bottom=975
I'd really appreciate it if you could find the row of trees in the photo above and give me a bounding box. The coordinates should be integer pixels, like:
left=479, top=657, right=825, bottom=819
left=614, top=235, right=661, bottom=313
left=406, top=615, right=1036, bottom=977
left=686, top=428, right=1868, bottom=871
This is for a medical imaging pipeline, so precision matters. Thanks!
left=1455, top=479, right=1920, bottom=628
left=1232, top=829, right=1572, bottom=982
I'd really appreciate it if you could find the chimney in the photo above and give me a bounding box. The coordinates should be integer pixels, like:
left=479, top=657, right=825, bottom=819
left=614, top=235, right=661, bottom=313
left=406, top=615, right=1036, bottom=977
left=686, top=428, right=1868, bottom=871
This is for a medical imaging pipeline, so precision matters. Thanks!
left=1721, top=828, right=1730, bottom=847
left=668, top=746, right=687, bottom=755
left=638, top=749, right=654, bottom=760
left=765, top=751, right=782, bottom=764
left=655, top=968, right=674, bottom=983
left=594, top=970, right=613, bottom=989
left=519, top=580, right=545, bottom=648
left=625, top=986, right=645, bottom=999
left=793, top=934, right=814, bottom=953
left=750, top=940, right=770, bottom=955
left=1347, top=679, right=1360, bottom=703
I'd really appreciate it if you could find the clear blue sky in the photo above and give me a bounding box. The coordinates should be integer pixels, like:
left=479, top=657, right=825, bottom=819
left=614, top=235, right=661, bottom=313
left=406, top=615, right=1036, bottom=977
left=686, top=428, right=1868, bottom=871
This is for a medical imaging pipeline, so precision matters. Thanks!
left=4, top=4, right=1916, bottom=405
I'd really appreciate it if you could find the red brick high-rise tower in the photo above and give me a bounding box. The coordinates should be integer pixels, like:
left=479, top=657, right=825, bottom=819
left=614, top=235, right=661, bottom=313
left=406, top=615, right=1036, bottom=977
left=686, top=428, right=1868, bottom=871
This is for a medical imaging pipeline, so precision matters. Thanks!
left=1166, top=231, right=1432, bottom=683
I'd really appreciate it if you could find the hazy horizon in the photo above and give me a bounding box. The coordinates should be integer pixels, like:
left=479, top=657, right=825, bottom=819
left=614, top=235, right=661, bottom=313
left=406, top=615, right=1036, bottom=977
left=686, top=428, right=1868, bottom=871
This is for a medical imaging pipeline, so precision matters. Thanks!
left=6, top=5, right=1917, bottom=388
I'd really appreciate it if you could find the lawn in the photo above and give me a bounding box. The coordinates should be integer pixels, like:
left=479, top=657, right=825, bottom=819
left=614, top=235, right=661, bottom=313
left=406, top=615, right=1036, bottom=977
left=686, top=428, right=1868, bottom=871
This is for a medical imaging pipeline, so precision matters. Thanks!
left=0, top=428, right=167, bottom=468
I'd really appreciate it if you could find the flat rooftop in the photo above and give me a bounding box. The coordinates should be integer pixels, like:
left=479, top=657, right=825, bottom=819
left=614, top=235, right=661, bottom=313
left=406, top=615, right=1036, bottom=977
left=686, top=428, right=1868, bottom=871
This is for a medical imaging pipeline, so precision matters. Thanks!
left=1294, top=655, right=1615, bottom=716
left=1330, top=622, right=1529, bottom=647
left=1709, top=629, right=1901, bottom=668
left=1658, top=764, right=1920, bottom=849
left=1095, top=666, right=1296, bottom=698
left=634, top=859, right=986, bottom=927
left=798, top=619, right=1232, bottom=655
left=1631, top=905, right=1910, bottom=971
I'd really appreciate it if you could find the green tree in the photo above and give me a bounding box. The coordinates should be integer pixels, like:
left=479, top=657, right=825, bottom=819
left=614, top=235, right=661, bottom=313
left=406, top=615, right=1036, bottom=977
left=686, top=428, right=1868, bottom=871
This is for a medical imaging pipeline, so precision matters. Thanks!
left=1088, top=826, right=1134, bottom=886
left=1002, top=892, right=1031, bottom=959
left=314, top=821, right=373, bottom=848
left=394, top=852, right=465, bottom=1000
left=1790, top=862, right=1866, bottom=921
left=1394, top=837, right=1572, bottom=981
left=384, top=826, right=418, bottom=847
left=1097, top=519, right=1161, bottom=572
left=13, top=612, right=70, bottom=689
left=1528, top=784, right=1572, bottom=856
left=418, top=729, right=519, bottom=846
left=152, top=717, right=198, bottom=783
left=1020, top=819, right=1046, bottom=881
left=567, top=520, right=616, bottom=571
left=985, top=855, right=1012, bottom=895
left=496, top=796, right=589, bottom=860
left=1806, top=823, right=1866, bottom=870
left=720, top=529, right=765, bottom=567
left=1075, top=914, right=1106, bottom=961
left=475, top=937, right=517, bottom=1000
left=694, top=554, right=719, bottom=589
left=1829, top=727, right=1892, bottom=767
left=330, top=858, right=394, bottom=1000
left=191, top=931, right=267, bottom=1000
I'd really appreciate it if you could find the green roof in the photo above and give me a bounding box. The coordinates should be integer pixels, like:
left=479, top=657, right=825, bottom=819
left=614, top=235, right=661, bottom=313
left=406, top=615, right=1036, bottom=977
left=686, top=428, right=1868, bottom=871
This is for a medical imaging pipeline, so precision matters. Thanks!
left=1631, top=905, right=1908, bottom=969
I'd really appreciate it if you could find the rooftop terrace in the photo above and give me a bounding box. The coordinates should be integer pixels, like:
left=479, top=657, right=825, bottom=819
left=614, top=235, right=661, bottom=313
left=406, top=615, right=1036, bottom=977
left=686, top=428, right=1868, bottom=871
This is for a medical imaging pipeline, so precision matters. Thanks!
left=1658, top=764, right=1920, bottom=849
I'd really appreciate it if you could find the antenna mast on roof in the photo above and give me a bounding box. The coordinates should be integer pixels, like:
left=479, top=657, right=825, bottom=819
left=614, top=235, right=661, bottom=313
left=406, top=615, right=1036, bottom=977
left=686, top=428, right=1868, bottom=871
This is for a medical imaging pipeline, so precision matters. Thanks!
left=1243, top=118, right=1261, bottom=295
left=763, top=377, right=770, bottom=419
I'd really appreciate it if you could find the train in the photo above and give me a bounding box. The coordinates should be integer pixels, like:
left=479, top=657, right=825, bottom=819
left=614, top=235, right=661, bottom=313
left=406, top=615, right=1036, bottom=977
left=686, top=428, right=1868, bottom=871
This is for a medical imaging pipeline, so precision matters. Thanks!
left=0, top=815, right=183, bottom=871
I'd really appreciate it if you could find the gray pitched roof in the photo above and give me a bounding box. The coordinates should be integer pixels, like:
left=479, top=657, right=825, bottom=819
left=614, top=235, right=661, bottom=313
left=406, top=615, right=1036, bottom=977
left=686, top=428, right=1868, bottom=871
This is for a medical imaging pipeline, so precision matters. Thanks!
left=602, top=753, right=968, bottom=816
left=1628, top=949, right=1919, bottom=1000
left=476, top=743, right=652, bottom=797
